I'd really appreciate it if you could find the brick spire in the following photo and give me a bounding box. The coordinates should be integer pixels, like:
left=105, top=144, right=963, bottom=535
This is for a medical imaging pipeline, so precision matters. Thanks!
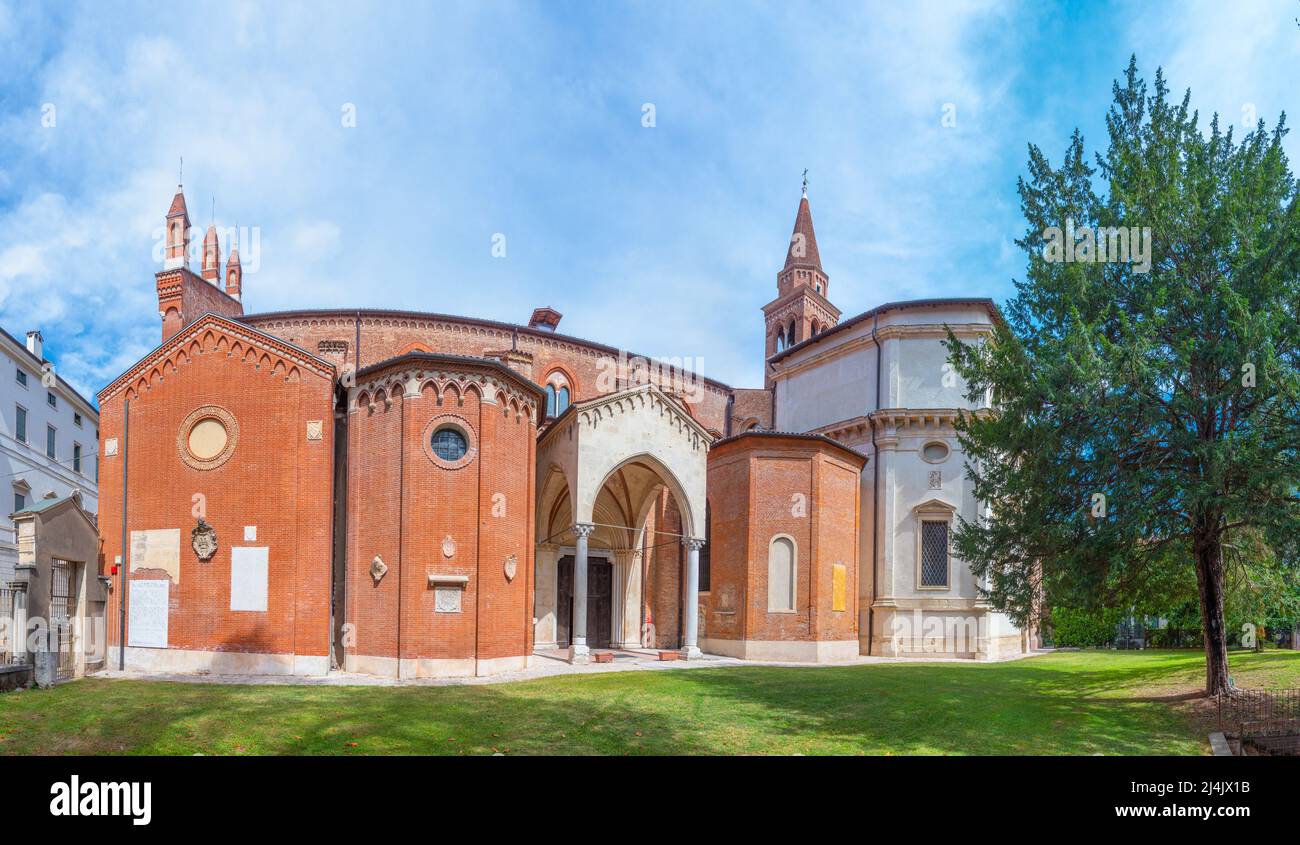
left=783, top=194, right=822, bottom=272
left=201, top=223, right=221, bottom=282
left=164, top=184, right=191, bottom=270
left=225, top=228, right=242, bottom=301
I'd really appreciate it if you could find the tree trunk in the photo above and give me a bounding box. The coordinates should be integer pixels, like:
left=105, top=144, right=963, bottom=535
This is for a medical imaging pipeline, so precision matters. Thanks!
left=1193, top=535, right=1232, bottom=696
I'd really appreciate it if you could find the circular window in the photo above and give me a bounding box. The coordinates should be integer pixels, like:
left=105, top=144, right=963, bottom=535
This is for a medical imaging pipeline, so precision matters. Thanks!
left=178, top=405, right=239, bottom=471
left=922, top=442, right=950, bottom=463
left=421, top=415, right=477, bottom=469
left=431, top=427, right=468, bottom=461
left=188, top=418, right=228, bottom=460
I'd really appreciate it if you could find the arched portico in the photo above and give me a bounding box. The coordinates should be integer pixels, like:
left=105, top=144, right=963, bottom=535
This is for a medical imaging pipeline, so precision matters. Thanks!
left=534, top=384, right=712, bottom=663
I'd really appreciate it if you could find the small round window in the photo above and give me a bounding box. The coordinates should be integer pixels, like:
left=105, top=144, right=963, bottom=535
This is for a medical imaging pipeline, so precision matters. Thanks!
left=922, top=442, right=950, bottom=463
left=431, top=428, right=468, bottom=461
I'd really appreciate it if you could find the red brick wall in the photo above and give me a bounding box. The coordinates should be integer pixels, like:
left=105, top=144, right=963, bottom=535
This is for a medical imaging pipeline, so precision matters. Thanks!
left=344, top=363, right=537, bottom=666
left=157, top=268, right=244, bottom=343
left=704, top=434, right=863, bottom=645
left=245, top=312, right=733, bottom=433
left=98, top=318, right=335, bottom=659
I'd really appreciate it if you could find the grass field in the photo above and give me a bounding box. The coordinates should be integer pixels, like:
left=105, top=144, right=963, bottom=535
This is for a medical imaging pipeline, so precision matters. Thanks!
left=2, top=649, right=1297, bottom=755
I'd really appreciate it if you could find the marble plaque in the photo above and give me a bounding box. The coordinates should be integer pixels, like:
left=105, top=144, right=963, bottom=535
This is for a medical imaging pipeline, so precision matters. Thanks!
left=230, top=546, right=269, bottom=612
left=128, top=579, right=170, bottom=648
left=832, top=563, right=847, bottom=612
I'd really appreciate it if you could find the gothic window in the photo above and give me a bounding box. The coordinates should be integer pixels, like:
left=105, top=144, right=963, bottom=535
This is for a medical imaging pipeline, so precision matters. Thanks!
left=920, top=521, right=950, bottom=588
left=787, top=320, right=797, bottom=347
left=775, top=330, right=785, bottom=353
left=767, top=535, right=796, bottom=612
left=543, top=370, right=573, bottom=417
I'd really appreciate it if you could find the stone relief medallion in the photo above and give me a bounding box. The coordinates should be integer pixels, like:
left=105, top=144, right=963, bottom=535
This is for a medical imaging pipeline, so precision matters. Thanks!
left=503, top=554, right=517, bottom=582
left=442, top=535, right=456, bottom=559
left=370, top=555, right=388, bottom=584
left=434, top=587, right=462, bottom=614
left=191, top=518, right=218, bottom=561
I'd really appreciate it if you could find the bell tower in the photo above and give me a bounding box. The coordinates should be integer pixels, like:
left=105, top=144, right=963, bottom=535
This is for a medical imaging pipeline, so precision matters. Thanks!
left=761, top=176, right=841, bottom=386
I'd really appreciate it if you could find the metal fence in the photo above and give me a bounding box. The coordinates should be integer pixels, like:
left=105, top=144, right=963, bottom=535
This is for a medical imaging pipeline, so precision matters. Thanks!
left=1218, top=688, right=1300, bottom=756
left=0, top=584, right=26, bottom=666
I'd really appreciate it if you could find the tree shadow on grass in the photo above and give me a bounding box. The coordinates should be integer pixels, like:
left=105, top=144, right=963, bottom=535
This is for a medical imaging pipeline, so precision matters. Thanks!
left=11, top=650, right=1293, bottom=756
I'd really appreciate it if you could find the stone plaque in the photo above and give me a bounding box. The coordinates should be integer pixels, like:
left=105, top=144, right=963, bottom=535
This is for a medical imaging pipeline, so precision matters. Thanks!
left=128, top=579, right=170, bottom=648
left=130, top=529, right=181, bottom=584
left=370, top=555, right=388, bottom=583
left=104, top=438, right=119, bottom=457
left=434, top=587, right=461, bottom=613
left=230, top=546, right=269, bottom=612
left=928, top=470, right=942, bottom=489
left=503, top=554, right=517, bottom=582
left=306, top=420, right=323, bottom=441
left=832, top=563, right=847, bottom=612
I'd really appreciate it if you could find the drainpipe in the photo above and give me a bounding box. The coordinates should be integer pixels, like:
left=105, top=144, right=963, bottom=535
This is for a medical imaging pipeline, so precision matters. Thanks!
left=118, top=398, right=129, bottom=671
left=866, top=312, right=881, bottom=657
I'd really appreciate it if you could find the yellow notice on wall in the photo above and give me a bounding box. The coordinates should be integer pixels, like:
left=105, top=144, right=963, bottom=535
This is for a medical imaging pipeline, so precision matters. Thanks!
left=832, top=563, right=847, bottom=612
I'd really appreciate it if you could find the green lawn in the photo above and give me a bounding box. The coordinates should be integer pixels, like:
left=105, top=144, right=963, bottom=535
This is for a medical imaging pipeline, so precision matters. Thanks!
left=2, top=649, right=1297, bottom=755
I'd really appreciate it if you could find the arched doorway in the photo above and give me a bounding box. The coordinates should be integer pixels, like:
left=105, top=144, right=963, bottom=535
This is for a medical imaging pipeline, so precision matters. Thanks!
left=534, top=384, right=711, bottom=662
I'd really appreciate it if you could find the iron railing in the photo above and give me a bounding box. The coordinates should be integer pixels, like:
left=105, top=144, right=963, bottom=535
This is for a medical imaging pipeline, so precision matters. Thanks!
left=1218, top=688, right=1300, bottom=756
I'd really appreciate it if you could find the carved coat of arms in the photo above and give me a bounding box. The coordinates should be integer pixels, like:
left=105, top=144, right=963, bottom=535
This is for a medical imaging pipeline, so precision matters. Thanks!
left=503, top=554, right=517, bottom=582
left=191, top=519, right=218, bottom=561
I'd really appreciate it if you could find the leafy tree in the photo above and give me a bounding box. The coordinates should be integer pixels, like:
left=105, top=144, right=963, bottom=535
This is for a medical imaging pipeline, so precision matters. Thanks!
left=946, top=57, right=1300, bottom=695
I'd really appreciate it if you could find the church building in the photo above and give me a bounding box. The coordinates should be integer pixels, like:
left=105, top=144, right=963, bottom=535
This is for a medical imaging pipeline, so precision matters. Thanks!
left=94, top=180, right=1029, bottom=678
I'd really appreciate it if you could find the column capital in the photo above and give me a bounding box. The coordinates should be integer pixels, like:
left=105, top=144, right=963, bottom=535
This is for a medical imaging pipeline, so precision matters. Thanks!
left=572, top=523, right=596, bottom=539
left=682, top=537, right=706, bottom=551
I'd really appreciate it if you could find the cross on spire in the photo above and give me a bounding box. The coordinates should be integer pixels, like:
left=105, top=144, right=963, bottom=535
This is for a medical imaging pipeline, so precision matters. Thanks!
left=801, top=168, right=808, bottom=198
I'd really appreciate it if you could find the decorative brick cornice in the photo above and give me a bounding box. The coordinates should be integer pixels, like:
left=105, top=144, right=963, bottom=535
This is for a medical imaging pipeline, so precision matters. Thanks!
left=350, top=356, right=541, bottom=423
left=99, top=313, right=335, bottom=404
left=241, top=309, right=735, bottom=396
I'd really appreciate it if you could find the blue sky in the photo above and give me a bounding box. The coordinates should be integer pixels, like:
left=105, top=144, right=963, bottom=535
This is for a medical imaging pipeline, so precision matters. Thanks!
left=0, top=0, right=1296, bottom=400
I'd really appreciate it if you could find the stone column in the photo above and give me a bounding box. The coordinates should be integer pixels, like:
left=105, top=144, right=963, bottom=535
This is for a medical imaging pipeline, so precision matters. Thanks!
left=569, top=524, right=594, bottom=664
left=533, top=543, right=560, bottom=650
left=680, top=538, right=705, bottom=659
left=611, top=550, right=641, bottom=649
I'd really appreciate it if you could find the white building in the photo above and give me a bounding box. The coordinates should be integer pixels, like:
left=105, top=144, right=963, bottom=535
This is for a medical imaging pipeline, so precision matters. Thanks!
left=760, top=188, right=1030, bottom=659
left=0, top=328, right=99, bottom=583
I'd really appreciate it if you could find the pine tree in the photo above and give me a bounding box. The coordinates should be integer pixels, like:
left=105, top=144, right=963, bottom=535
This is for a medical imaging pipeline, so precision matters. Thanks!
left=947, top=57, right=1300, bottom=696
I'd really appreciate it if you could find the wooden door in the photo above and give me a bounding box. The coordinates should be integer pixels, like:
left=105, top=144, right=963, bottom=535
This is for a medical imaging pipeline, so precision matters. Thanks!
left=557, top=555, right=573, bottom=647
left=555, top=555, right=613, bottom=648
left=588, top=561, right=612, bottom=649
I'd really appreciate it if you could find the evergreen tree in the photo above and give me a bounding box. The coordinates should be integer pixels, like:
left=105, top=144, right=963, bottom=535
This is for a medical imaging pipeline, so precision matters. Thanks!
left=947, top=58, right=1300, bottom=695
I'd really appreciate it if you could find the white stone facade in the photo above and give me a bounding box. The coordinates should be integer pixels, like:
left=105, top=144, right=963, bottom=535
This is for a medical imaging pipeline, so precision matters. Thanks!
left=0, top=327, right=99, bottom=584
left=769, top=300, right=1028, bottom=659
